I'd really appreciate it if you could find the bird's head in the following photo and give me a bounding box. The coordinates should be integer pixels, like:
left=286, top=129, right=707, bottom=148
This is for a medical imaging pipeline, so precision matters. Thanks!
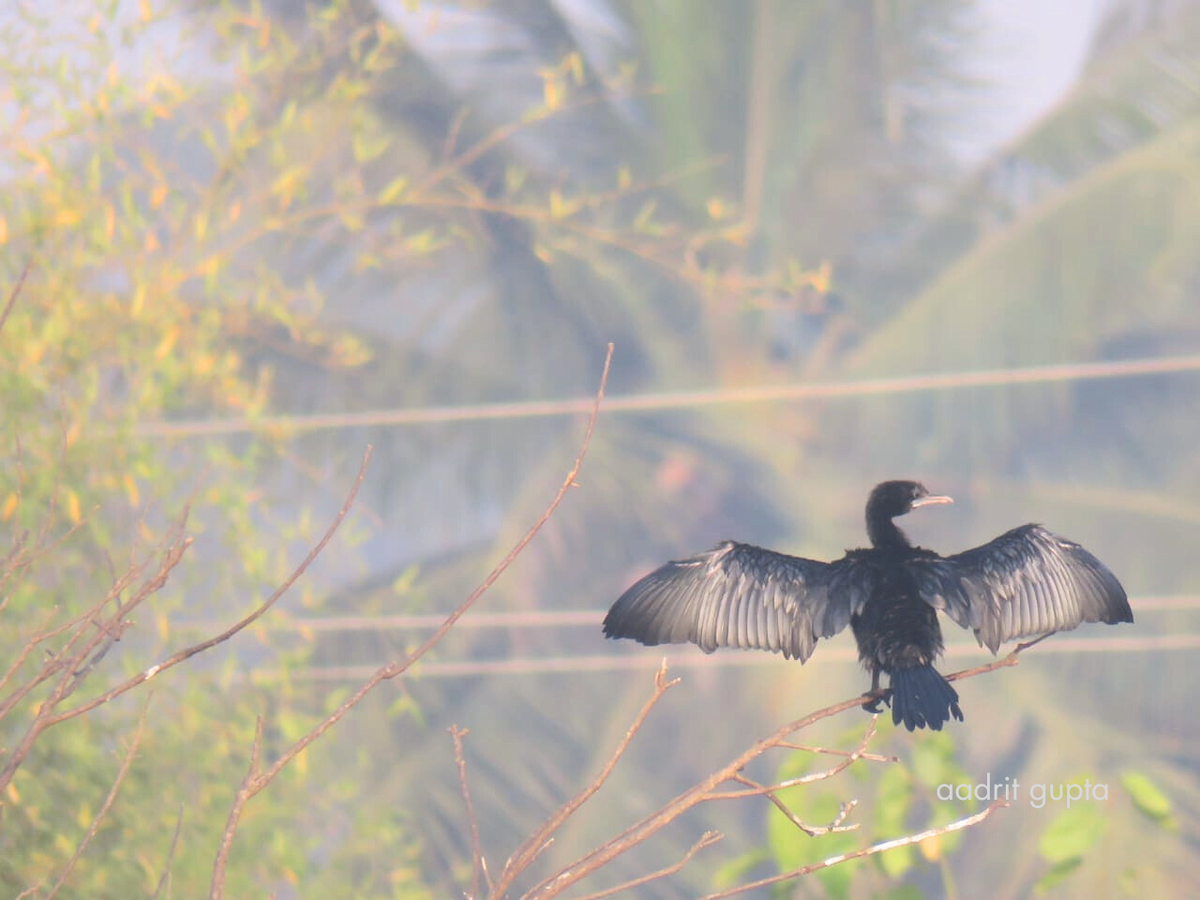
left=868, top=480, right=954, bottom=520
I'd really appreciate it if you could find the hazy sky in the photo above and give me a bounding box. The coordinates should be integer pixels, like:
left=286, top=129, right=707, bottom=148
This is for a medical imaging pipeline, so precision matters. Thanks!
left=967, top=0, right=1099, bottom=157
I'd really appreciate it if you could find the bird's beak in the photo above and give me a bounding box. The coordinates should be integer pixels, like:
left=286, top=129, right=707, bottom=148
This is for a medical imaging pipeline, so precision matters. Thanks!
left=911, top=494, right=954, bottom=509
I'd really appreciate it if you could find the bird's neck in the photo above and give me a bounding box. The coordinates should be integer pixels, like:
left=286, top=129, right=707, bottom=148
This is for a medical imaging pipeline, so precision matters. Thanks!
left=868, top=516, right=911, bottom=550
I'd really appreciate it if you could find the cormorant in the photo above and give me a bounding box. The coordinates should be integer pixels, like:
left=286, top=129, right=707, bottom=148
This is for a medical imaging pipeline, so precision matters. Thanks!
left=603, top=481, right=1133, bottom=731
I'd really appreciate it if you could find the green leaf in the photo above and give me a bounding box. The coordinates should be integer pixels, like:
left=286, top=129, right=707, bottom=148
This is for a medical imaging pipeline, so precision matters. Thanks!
left=711, top=848, right=770, bottom=889
left=877, top=839, right=914, bottom=879
left=1120, top=770, right=1175, bottom=826
left=1038, top=803, right=1106, bottom=863
left=1034, top=856, right=1083, bottom=894
left=874, top=764, right=911, bottom=833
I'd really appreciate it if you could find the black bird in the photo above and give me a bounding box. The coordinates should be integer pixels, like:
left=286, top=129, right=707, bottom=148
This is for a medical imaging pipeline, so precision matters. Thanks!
left=603, top=480, right=1133, bottom=731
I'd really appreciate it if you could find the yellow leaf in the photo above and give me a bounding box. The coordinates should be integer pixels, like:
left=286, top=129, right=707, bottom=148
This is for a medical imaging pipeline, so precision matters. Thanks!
left=77, top=804, right=92, bottom=829
left=150, top=182, right=167, bottom=209
left=54, top=207, right=82, bottom=227
left=379, top=176, right=408, bottom=204
left=542, top=74, right=560, bottom=110
left=1, top=493, right=17, bottom=520
left=131, top=283, right=146, bottom=316
left=919, top=833, right=941, bottom=861
left=809, top=260, right=833, bottom=293
left=24, top=340, right=46, bottom=367
left=706, top=197, right=726, bottom=220
left=4, top=781, right=17, bottom=803
left=157, top=613, right=170, bottom=642
left=0, top=214, right=7, bottom=244
left=123, top=474, right=140, bottom=508
left=155, top=326, right=179, bottom=359
left=66, top=490, right=81, bottom=524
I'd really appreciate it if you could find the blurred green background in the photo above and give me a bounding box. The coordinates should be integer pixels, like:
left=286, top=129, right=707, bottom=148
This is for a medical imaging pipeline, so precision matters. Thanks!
left=2, top=0, right=1197, bottom=897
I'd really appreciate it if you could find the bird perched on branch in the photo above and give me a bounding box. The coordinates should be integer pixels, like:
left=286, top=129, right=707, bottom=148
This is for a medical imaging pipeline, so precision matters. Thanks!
left=603, top=480, right=1133, bottom=731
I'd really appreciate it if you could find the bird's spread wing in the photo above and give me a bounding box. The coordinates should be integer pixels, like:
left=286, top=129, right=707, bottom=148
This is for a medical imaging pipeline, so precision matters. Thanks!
left=603, top=542, right=878, bottom=662
left=907, top=525, right=1132, bottom=654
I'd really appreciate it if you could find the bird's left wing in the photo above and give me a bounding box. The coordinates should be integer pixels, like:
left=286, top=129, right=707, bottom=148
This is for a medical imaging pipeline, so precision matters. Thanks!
left=603, top=541, right=878, bottom=662
left=907, top=524, right=1132, bottom=654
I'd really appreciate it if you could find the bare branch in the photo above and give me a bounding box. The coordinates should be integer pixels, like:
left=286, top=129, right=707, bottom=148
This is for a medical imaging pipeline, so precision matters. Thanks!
left=743, top=777, right=860, bottom=838
left=210, top=715, right=265, bottom=900
left=570, top=831, right=723, bottom=900
left=47, top=445, right=374, bottom=728
left=518, top=691, right=873, bottom=899
left=0, top=257, right=31, bottom=333
left=496, top=659, right=679, bottom=897
left=513, top=640, right=1042, bottom=899
left=699, top=798, right=1009, bottom=900
left=709, top=718, right=883, bottom=805
left=44, top=700, right=149, bottom=899
left=451, top=725, right=489, bottom=899
left=151, top=807, right=186, bottom=900
left=208, top=345, right=613, bottom=898
left=775, top=740, right=896, bottom=764
left=0, top=517, right=191, bottom=793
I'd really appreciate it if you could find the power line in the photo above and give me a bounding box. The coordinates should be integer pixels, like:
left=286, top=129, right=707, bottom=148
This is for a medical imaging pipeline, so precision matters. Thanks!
left=254, top=632, right=1200, bottom=682
left=176, top=595, right=1200, bottom=636
left=134, top=353, right=1200, bottom=438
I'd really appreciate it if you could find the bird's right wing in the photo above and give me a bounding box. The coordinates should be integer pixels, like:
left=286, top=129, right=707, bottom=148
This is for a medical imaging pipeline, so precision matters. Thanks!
left=907, top=524, right=1132, bottom=654
left=603, top=542, right=879, bottom=662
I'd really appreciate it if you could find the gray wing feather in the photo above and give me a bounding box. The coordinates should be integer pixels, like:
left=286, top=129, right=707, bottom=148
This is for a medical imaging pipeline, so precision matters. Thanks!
left=603, top=542, right=877, bottom=662
left=908, top=525, right=1132, bottom=654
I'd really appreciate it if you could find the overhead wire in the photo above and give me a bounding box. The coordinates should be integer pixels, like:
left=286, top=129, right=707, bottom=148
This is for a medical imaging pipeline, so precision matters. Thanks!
left=134, top=353, right=1200, bottom=437
left=258, top=631, right=1200, bottom=682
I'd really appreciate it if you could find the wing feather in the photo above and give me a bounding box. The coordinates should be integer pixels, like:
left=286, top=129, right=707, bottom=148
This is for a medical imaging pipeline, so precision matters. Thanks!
left=603, top=541, right=876, bottom=662
left=908, top=524, right=1132, bottom=654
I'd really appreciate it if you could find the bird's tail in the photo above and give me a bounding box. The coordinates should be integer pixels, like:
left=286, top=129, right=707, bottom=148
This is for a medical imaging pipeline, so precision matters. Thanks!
left=889, top=665, right=964, bottom=732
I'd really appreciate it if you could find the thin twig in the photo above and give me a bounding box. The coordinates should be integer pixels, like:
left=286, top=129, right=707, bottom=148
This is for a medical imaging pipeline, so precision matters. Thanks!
left=210, top=715, right=265, bottom=899
left=208, top=345, right=613, bottom=898
left=496, top=659, right=678, bottom=897
left=711, top=718, right=881, bottom=805
left=570, top=831, right=724, bottom=900
left=151, top=806, right=186, bottom=900
left=46, top=446, right=373, bottom=728
left=451, top=726, right=488, bottom=899
left=0, top=517, right=191, bottom=792
left=44, top=700, right=149, bottom=899
left=775, top=741, right=896, bottom=763
left=699, top=798, right=1009, bottom=900
left=0, top=257, right=31, bottom=332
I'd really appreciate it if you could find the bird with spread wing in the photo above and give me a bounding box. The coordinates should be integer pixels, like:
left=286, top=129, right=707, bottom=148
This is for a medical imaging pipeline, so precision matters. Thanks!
left=603, top=481, right=1133, bottom=731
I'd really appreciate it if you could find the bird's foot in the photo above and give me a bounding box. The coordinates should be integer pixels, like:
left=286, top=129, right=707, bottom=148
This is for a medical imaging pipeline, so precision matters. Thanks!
left=860, top=688, right=890, bottom=713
